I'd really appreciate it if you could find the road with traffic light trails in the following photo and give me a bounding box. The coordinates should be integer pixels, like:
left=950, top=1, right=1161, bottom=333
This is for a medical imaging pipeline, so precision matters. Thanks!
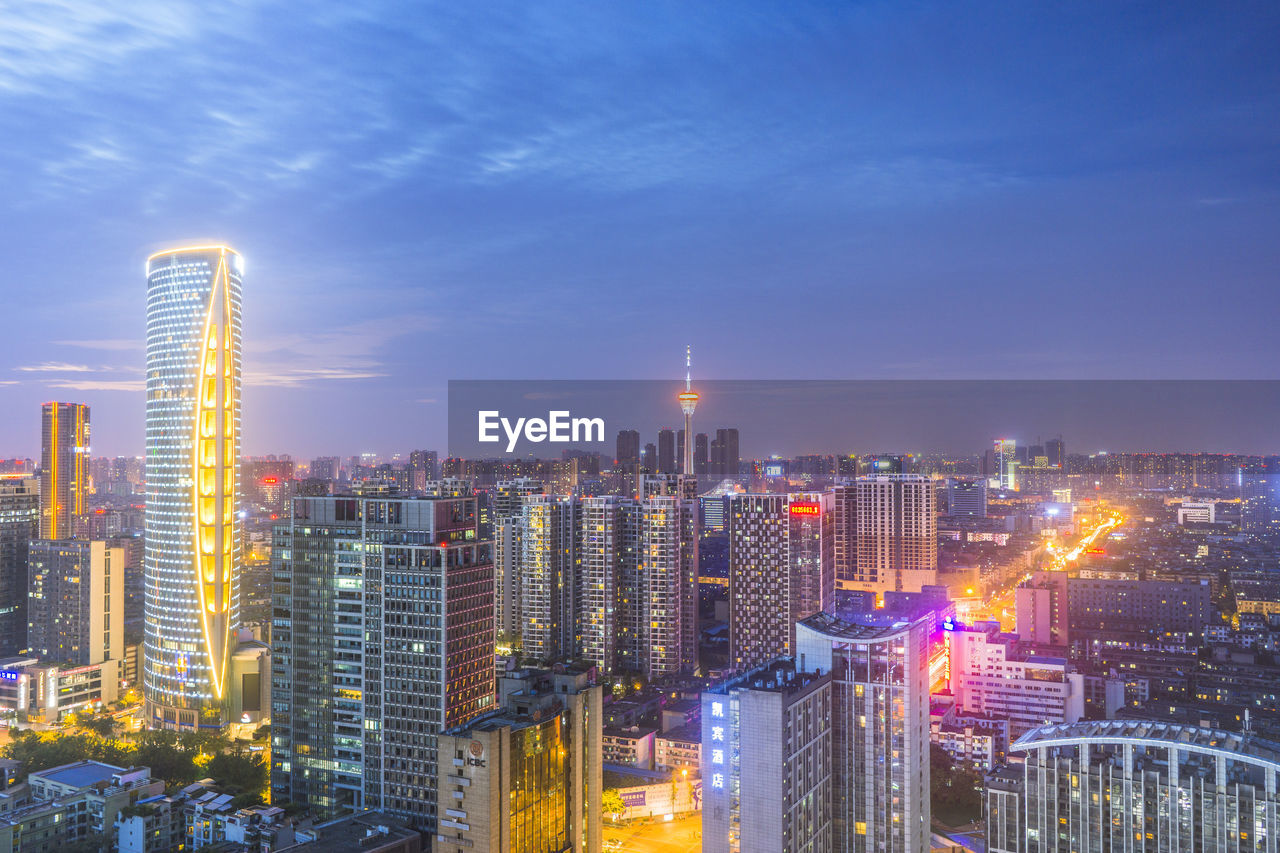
left=602, top=814, right=702, bottom=853
left=974, top=510, right=1126, bottom=631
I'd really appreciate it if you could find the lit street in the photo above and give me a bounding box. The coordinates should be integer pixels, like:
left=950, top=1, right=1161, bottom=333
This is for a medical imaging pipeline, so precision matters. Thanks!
left=602, top=815, right=702, bottom=853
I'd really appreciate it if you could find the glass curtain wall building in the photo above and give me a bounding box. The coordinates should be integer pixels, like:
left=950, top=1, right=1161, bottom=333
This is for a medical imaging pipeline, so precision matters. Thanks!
left=143, top=245, right=243, bottom=731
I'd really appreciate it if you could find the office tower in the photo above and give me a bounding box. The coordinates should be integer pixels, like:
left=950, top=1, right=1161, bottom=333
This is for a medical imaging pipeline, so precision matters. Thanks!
left=435, top=666, right=603, bottom=853
left=796, top=613, right=931, bottom=853
left=578, top=495, right=640, bottom=675
left=948, top=623, right=1084, bottom=739
left=678, top=345, right=699, bottom=477
left=992, top=439, right=1017, bottom=490
left=695, top=433, right=709, bottom=477
left=944, top=477, right=987, bottom=517
left=40, top=402, right=90, bottom=539
left=850, top=474, right=936, bottom=595
left=519, top=495, right=579, bottom=663
left=1014, top=571, right=1069, bottom=646
left=0, top=477, right=39, bottom=656
left=615, top=430, right=640, bottom=466
left=830, top=484, right=857, bottom=590
left=144, top=245, right=242, bottom=731
left=28, top=540, right=124, bottom=666
left=727, top=493, right=832, bottom=671
left=702, top=660, right=833, bottom=853
left=492, top=478, right=543, bottom=640
left=657, top=429, right=676, bottom=475
left=271, top=488, right=495, bottom=829
left=999, top=721, right=1280, bottom=853
left=1044, top=437, right=1064, bottom=468
left=710, top=428, right=741, bottom=480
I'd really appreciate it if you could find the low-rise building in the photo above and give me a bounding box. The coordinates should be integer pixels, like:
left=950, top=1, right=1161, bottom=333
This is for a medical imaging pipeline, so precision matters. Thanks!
left=1, top=761, right=161, bottom=852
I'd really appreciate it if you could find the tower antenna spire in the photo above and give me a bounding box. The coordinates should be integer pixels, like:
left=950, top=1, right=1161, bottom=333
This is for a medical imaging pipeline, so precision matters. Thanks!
left=677, top=345, right=699, bottom=476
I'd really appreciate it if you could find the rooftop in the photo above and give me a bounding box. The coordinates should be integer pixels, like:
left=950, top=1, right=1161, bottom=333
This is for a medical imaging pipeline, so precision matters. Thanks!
left=31, top=760, right=127, bottom=790
left=278, top=810, right=419, bottom=852
left=797, top=610, right=923, bottom=641
left=1015, top=720, right=1280, bottom=769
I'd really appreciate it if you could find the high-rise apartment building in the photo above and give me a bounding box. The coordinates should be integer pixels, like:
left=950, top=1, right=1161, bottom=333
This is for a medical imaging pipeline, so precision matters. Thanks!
left=702, top=660, right=833, bottom=853
left=615, top=430, right=640, bottom=467
left=578, top=495, right=639, bottom=675
left=0, top=477, right=39, bottom=656
left=639, top=474, right=700, bottom=676
left=728, top=494, right=788, bottom=670
left=492, top=478, right=543, bottom=640
left=407, top=450, right=438, bottom=491
left=728, top=493, right=834, bottom=671
left=434, top=666, right=603, bottom=853
left=992, top=720, right=1280, bottom=853
left=519, top=495, right=580, bottom=663
left=270, top=488, right=495, bottom=830
left=309, top=456, right=340, bottom=482
left=144, top=245, right=243, bottom=731
left=796, top=612, right=931, bottom=853
left=28, top=539, right=124, bottom=666
left=577, top=477, right=699, bottom=678
left=695, top=433, right=709, bottom=477
left=850, top=475, right=937, bottom=596
left=40, top=401, right=90, bottom=539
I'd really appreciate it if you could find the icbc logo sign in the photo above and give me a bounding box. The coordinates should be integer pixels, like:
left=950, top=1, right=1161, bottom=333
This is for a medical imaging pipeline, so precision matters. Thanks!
left=468, top=741, right=486, bottom=767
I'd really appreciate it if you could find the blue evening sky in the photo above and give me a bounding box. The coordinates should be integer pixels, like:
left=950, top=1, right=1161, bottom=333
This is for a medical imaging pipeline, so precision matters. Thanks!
left=1, top=1, right=1277, bottom=457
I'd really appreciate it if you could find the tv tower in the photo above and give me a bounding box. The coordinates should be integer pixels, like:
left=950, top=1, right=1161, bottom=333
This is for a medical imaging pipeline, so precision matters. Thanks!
left=678, top=345, right=699, bottom=476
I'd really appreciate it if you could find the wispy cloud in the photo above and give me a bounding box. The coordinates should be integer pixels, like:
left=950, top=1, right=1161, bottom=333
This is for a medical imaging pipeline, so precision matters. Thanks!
left=44, top=378, right=144, bottom=392
left=15, top=361, right=93, bottom=373
left=53, top=339, right=143, bottom=351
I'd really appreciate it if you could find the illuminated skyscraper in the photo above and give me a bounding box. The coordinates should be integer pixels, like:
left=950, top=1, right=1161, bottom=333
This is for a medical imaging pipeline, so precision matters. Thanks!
left=0, top=477, right=39, bottom=656
left=144, top=245, right=242, bottom=731
left=797, top=612, right=931, bottom=853
left=40, top=402, right=90, bottom=539
left=992, top=438, right=1018, bottom=490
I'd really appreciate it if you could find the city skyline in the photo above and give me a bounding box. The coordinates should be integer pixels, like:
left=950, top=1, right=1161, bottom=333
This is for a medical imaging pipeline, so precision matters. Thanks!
left=3, top=3, right=1280, bottom=456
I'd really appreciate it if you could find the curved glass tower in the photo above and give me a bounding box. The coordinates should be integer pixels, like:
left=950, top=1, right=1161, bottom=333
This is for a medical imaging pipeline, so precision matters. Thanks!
left=144, top=245, right=242, bottom=731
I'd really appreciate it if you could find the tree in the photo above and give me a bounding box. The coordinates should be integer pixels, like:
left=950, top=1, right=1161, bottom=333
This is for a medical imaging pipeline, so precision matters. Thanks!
left=206, top=749, right=268, bottom=798
left=601, top=788, right=626, bottom=818
left=929, top=743, right=983, bottom=826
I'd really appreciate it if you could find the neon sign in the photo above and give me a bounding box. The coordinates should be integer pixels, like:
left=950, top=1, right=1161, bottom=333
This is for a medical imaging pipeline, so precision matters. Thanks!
left=789, top=503, right=820, bottom=516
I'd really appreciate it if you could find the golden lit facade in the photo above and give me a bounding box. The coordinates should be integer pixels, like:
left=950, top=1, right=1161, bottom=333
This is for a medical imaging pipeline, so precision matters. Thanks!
left=39, top=402, right=89, bottom=539
left=144, top=245, right=242, bottom=731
